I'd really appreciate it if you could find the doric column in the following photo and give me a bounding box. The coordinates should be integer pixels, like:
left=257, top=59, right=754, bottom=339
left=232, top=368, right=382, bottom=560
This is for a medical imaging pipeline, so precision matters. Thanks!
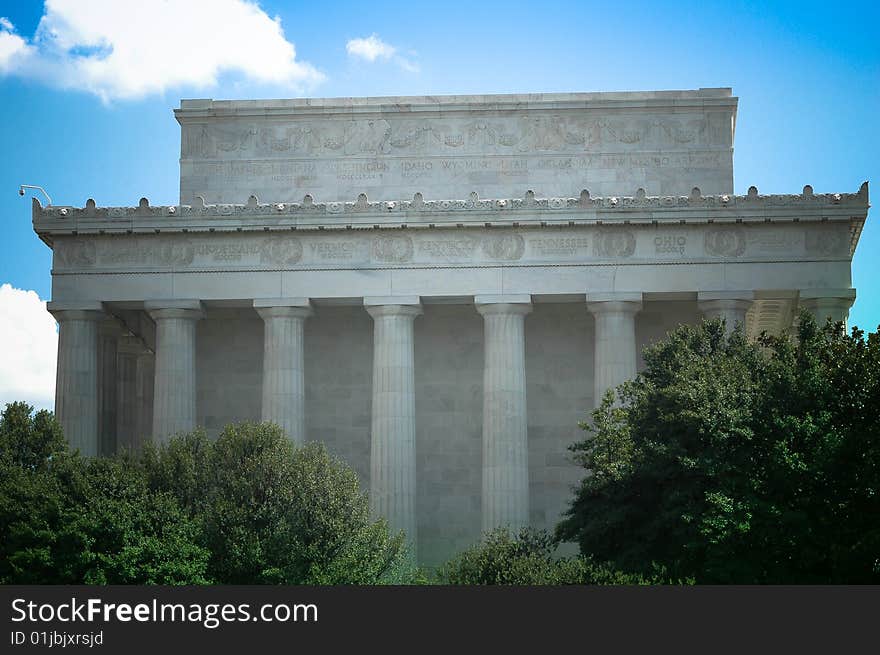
left=98, top=320, right=121, bottom=456
left=254, top=298, right=312, bottom=444
left=587, top=292, right=643, bottom=406
left=475, top=294, right=532, bottom=533
left=47, top=302, right=104, bottom=457
left=698, top=291, right=754, bottom=335
left=364, top=296, right=422, bottom=555
left=116, top=335, right=145, bottom=452
left=145, top=300, right=203, bottom=441
left=135, top=349, right=155, bottom=447
left=799, top=288, right=856, bottom=328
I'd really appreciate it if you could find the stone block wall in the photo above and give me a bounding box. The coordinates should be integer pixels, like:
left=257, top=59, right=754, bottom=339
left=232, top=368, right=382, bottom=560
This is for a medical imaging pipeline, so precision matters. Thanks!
left=196, top=310, right=262, bottom=433
left=192, top=300, right=701, bottom=566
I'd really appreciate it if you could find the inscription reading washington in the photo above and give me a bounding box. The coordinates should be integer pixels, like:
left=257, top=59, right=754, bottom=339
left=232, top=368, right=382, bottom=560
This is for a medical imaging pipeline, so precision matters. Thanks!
left=183, top=115, right=726, bottom=160
left=190, top=154, right=724, bottom=182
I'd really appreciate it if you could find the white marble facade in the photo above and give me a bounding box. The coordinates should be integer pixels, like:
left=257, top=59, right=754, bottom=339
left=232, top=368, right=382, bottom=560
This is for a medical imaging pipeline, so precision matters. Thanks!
left=34, top=89, right=868, bottom=565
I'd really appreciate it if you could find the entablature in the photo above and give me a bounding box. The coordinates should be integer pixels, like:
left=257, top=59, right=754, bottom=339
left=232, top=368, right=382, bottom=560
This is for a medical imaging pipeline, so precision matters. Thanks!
left=32, top=183, right=869, bottom=257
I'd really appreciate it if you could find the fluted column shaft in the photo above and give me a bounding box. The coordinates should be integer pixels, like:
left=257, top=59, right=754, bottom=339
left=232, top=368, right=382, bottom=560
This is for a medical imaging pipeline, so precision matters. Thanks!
left=587, top=293, right=643, bottom=406
left=476, top=297, right=532, bottom=533
left=365, top=300, right=422, bottom=553
left=255, top=301, right=312, bottom=444
left=116, top=336, right=145, bottom=452
left=98, top=321, right=120, bottom=455
left=49, top=305, right=104, bottom=456
left=698, top=291, right=754, bottom=336
left=135, top=350, right=155, bottom=447
left=146, top=302, right=203, bottom=441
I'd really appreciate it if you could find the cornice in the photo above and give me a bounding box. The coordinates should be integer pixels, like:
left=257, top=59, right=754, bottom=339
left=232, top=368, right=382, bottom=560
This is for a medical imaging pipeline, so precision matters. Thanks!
left=32, top=183, right=869, bottom=232
left=174, top=89, right=736, bottom=121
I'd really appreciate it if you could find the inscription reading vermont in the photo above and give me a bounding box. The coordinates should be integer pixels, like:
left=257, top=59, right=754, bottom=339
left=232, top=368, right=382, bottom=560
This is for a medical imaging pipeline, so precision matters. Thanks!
left=52, top=222, right=844, bottom=274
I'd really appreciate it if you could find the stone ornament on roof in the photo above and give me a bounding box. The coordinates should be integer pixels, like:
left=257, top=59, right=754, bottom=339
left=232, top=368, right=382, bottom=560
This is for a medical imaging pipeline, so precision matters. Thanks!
left=32, top=182, right=870, bottom=221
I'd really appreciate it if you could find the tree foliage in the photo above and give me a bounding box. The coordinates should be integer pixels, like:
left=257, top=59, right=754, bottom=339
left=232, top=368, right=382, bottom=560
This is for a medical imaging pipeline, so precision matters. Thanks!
left=0, top=402, right=209, bottom=584
left=438, top=527, right=680, bottom=585
left=138, top=422, right=412, bottom=584
left=557, top=315, right=880, bottom=583
left=1, top=407, right=410, bottom=584
left=0, top=401, right=66, bottom=470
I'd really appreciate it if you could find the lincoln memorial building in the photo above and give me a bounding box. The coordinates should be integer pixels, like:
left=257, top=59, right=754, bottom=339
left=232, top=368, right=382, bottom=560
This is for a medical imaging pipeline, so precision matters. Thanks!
left=32, top=88, right=869, bottom=565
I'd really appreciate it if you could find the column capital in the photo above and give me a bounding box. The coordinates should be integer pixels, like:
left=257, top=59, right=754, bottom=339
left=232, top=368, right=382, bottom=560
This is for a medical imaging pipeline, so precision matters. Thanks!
left=798, top=288, right=856, bottom=304
left=145, top=299, right=204, bottom=321
left=254, top=298, right=313, bottom=320
left=698, top=292, right=753, bottom=335
left=586, top=292, right=643, bottom=314
left=698, top=299, right=753, bottom=314
left=697, top=290, right=755, bottom=303
left=698, top=291, right=754, bottom=316
left=798, top=288, right=855, bottom=327
left=254, top=297, right=311, bottom=309
left=474, top=294, right=533, bottom=317
left=47, top=300, right=105, bottom=322
left=364, top=296, right=423, bottom=319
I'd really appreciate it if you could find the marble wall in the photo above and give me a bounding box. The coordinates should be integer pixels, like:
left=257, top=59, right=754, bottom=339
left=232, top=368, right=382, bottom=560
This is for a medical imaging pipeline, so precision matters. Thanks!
left=191, top=301, right=699, bottom=566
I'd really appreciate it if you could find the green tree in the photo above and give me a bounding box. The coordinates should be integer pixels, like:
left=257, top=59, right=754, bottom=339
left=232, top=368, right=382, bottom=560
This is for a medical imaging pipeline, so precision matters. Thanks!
left=139, top=422, right=413, bottom=584
left=69, top=458, right=212, bottom=584
left=0, top=401, right=66, bottom=470
left=438, top=527, right=676, bottom=585
left=0, top=402, right=210, bottom=584
left=556, top=315, right=880, bottom=583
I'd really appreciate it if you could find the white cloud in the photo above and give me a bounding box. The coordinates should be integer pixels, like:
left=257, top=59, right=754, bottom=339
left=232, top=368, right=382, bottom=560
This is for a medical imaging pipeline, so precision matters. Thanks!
left=0, top=19, right=31, bottom=73
left=396, top=56, right=420, bottom=74
left=0, top=284, right=58, bottom=412
left=346, top=33, right=396, bottom=62
left=346, top=33, right=419, bottom=73
left=0, top=1, right=324, bottom=102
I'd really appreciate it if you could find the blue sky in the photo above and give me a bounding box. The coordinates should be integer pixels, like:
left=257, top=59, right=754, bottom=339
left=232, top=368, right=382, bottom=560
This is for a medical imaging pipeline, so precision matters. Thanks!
left=0, top=0, right=877, bottom=405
